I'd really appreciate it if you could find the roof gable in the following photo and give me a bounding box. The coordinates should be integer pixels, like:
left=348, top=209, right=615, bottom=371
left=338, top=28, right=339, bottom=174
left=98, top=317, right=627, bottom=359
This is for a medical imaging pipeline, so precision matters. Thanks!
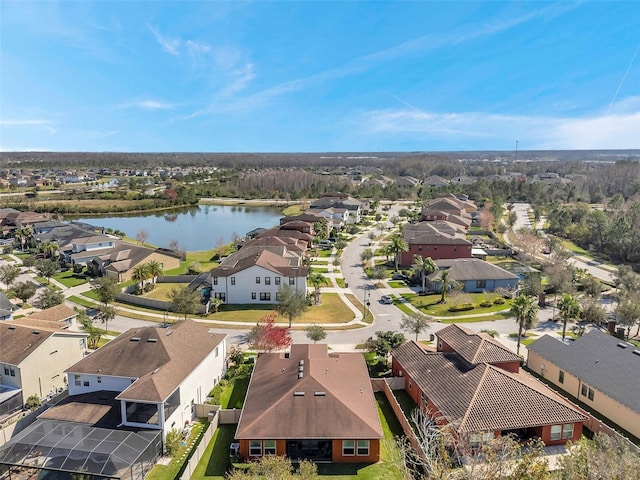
left=435, top=324, right=521, bottom=364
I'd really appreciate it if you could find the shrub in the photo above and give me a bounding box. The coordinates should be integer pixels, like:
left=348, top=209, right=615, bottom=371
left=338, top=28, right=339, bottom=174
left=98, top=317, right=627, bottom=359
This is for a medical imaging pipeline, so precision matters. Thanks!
left=480, top=301, right=493, bottom=308
left=143, top=283, right=154, bottom=293
left=448, top=303, right=476, bottom=312
left=25, top=394, right=41, bottom=410
left=493, top=297, right=506, bottom=305
left=164, top=428, right=181, bottom=456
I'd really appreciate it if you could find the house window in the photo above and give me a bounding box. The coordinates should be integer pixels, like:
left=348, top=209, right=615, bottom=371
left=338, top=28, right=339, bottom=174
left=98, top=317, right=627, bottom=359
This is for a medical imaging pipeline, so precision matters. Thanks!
left=3, top=366, right=8, bottom=376
left=588, top=388, right=594, bottom=401
left=275, top=292, right=282, bottom=301
left=418, top=246, right=422, bottom=251
left=470, top=432, right=494, bottom=448
left=260, top=292, right=271, bottom=301
left=215, top=346, right=219, bottom=358
left=231, top=277, right=236, bottom=285
left=420, top=392, right=429, bottom=408
left=265, top=277, right=271, bottom=285
left=251, top=292, right=256, bottom=300
left=408, top=379, right=412, bottom=391
left=275, top=277, right=281, bottom=285
left=83, top=381, right=90, bottom=387
left=97, top=376, right=102, bottom=384
left=75, top=374, right=81, bottom=386
left=550, top=425, right=562, bottom=441
left=476, top=280, right=486, bottom=289
left=562, top=423, right=574, bottom=439
left=213, top=277, right=218, bottom=286
left=214, top=292, right=226, bottom=301
left=256, top=277, right=261, bottom=284
left=558, top=370, right=565, bottom=384
left=581, top=384, right=587, bottom=397
left=342, top=440, right=355, bottom=456
left=357, top=440, right=370, bottom=456
left=289, top=277, right=295, bottom=285
left=79, top=339, right=86, bottom=349
left=263, top=440, right=276, bottom=455
left=249, top=441, right=262, bottom=456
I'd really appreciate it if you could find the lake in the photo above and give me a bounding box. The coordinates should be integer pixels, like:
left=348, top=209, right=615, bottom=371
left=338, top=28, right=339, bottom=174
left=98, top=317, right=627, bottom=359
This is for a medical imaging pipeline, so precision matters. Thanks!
left=72, top=205, right=284, bottom=252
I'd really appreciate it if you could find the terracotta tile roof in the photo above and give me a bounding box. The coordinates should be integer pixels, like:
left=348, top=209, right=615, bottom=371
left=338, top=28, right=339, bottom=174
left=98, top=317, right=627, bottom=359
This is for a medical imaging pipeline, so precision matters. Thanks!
left=242, top=236, right=306, bottom=253
left=236, top=344, right=383, bottom=440
left=66, top=320, right=226, bottom=403
left=257, top=227, right=314, bottom=244
left=393, top=341, right=586, bottom=433
left=435, top=324, right=521, bottom=365
left=0, top=322, right=57, bottom=365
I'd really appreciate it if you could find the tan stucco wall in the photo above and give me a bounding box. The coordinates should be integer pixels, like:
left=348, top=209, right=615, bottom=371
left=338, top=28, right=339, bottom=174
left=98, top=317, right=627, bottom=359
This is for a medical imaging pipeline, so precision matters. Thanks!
left=528, top=351, right=640, bottom=439
left=117, top=252, right=181, bottom=282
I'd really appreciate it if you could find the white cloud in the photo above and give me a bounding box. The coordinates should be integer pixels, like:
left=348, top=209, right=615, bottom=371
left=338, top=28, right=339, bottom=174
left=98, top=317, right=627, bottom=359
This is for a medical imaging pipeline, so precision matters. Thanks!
left=118, top=99, right=176, bottom=110
left=149, top=25, right=180, bottom=56
left=363, top=102, right=640, bottom=150
left=0, top=119, right=56, bottom=134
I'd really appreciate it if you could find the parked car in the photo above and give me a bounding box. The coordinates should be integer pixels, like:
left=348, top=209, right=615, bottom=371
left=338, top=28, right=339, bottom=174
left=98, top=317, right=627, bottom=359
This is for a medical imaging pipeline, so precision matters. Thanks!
left=391, top=273, right=407, bottom=281
left=380, top=295, right=393, bottom=304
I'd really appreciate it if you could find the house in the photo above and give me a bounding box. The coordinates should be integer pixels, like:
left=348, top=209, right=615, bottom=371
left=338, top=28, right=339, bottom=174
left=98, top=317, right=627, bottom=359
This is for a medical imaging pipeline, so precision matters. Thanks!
left=257, top=226, right=314, bottom=246
left=209, top=245, right=308, bottom=304
left=50, top=320, right=227, bottom=436
left=235, top=344, right=383, bottom=463
left=527, top=330, right=640, bottom=439
left=22, top=304, right=79, bottom=330
left=423, top=175, right=450, bottom=188
left=0, top=322, right=88, bottom=414
left=0, top=292, right=15, bottom=321
left=396, top=176, right=421, bottom=188
left=427, top=258, right=520, bottom=293
left=392, top=325, right=587, bottom=449
left=401, top=223, right=472, bottom=266
left=309, top=194, right=363, bottom=224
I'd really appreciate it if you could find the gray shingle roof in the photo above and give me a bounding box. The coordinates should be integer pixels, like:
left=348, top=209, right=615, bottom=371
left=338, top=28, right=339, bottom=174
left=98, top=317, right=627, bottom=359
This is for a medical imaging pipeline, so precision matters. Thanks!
left=527, top=330, right=640, bottom=414
left=429, top=258, right=519, bottom=282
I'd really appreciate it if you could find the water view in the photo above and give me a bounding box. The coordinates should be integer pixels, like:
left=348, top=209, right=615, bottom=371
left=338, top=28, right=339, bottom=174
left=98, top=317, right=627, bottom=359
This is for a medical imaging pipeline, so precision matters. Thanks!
left=72, top=204, right=284, bottom=252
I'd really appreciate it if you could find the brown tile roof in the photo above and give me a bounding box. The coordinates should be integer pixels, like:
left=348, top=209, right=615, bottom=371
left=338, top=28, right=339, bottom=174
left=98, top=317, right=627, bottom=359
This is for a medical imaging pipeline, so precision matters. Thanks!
left=0, top=323, right=57, bottom=365
left=436, top=324, right=521, bottom=365
left=9, top=317, right=68, bottom=331
left=66, top=320, right=226, bottom=403
left=393, top=341, right=586, bottom=433
left=236, top=344, right=383, bottom=440
left=257, top=227, right=314, bottom=244
left=26, top=304, right=77, bottom=323
left=242, top=236, right=306, bottom=253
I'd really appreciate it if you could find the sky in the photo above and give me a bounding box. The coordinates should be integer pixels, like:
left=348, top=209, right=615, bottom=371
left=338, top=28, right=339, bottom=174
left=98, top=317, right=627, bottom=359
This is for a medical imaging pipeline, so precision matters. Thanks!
left=1, top=1, right=639, bottom=153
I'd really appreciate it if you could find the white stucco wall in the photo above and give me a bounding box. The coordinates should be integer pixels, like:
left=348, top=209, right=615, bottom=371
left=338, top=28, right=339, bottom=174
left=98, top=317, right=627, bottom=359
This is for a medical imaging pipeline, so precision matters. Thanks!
left=68, top=372, right=135, bottom=396
left=211, top=265, right=306, bottom=304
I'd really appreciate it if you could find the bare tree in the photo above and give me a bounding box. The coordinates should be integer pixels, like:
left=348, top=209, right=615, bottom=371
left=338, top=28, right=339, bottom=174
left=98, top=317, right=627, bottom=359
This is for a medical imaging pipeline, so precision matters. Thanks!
left=135, top=229, right=149, bottom=246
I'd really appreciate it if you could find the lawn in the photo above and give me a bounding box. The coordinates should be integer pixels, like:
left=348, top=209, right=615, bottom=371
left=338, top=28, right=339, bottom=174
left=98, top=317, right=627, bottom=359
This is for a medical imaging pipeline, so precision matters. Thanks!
left=307, top=276, right=331, bottom=288
left=219, top=376, right=250, bottom=409
left=387, top=281, right=406, bottom=288
left=310, top=267, right=329, bottom=273
left=141, top=282, right=185, bottom=300
left=400, top=293, right=512, bottom=317
left=560, top=239, right=589, bottom=256
left=315, top=249, right=334, bottom=258
left=52, top=269, right=90, bottom=288
left=335, top=277, right=346, bottom=288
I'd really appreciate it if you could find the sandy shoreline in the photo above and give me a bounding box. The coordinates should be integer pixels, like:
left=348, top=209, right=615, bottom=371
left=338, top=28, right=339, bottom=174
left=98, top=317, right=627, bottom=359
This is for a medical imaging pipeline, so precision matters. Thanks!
left=199, top=197, right=307, bottom=207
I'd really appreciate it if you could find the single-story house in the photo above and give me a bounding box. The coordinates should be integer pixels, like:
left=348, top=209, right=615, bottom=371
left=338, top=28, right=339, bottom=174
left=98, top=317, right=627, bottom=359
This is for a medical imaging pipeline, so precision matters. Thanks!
left=392, top=325, right=587, bottom=449
left=235, top=344, right=383, bottom=463
left=427, top=258, right=519, bottom=293
left=22, top=304, right=78, bottom=329
left=527, top=330, right=640, bottom=439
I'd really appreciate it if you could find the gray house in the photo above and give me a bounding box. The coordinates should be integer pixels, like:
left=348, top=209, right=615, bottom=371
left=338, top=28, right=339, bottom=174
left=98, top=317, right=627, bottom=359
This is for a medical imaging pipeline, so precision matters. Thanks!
left=427, top=258, right=519, bottom=293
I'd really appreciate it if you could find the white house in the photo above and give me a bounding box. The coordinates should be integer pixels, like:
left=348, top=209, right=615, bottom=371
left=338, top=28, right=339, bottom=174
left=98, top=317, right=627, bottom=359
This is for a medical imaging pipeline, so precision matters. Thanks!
left=60, top=320, right=227, bottom=437
left=209, top=247, right=308, bottom=304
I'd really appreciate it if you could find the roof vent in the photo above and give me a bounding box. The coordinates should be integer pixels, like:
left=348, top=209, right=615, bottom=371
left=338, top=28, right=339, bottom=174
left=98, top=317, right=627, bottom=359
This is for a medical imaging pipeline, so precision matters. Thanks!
left=147, top=338, right=158, bottom=343
left=130, top=337, right=140, bottom=342
left=8, top=326, right=16, bottom=330
left=166, top=330, right=173, bottom=336
left=633, top=350, right=640, bottom=356
left=32, top=330, right=41, bottom=335
left=314, top=391, right=326, bottom=396
left=298, top=360, right=304, bottom=366
left=284, top=352, right=290, bottom=359
left=298, top=365, right=304, bottom=373
left=617, top=342, right=628, bottom=349
left=293, top=391, right=305, bottom=396
left=298, top=372, right=304, bottom=379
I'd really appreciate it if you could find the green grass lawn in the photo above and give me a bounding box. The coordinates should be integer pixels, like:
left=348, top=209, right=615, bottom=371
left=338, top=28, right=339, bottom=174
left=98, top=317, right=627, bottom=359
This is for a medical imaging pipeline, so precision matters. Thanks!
left=307, top=277, right=331, bottom=288
left=281, top=203, right=305, bottom=216
left=560, top=239, right=589, bottom=256
left=400, top=293, right=512, bottom=317
left=387, top=281, right=406, bottom=288
left=67, top=295, right=96, bottom=309
left=311, top=267, right=329, bottom=273
left=141, top=282, right=186, bottom=300
left=335, top=277, right=346, bottom=288
left=311, top=259, right=330, bottom=265
left=315, top=249, right=334, bottom=258
left=52, top=270, right=90, bottom=288
left=219, top=376, right=250, bottom=409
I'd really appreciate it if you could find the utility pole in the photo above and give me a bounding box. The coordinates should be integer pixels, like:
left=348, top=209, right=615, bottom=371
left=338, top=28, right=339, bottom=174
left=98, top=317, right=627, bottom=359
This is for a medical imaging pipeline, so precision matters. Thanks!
left=515, top=140, right=519, bottom=162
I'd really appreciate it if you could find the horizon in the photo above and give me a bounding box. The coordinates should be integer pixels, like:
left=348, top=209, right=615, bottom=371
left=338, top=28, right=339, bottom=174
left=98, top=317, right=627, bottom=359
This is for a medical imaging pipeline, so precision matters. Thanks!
left=1, top=1, right=639, bottom=152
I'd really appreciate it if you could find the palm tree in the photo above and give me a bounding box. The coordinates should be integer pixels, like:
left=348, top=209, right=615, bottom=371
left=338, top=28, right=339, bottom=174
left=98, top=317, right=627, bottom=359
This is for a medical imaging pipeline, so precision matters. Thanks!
left=413, top=255, right=437, bottom=293
left=145, top=260, right=164, bottom=286
left=309, top=272, right=326, bottom=305
left=13, top=226, right=33, bottom=252
left=558, top=293, right=581, bottom=341
left=131, top=264, right=150, bottom=291
left=388, top=234, right=408, bottom=272
left=510, top=294, right=539, bottom=355
left=439, top=269, right=450, bottom=303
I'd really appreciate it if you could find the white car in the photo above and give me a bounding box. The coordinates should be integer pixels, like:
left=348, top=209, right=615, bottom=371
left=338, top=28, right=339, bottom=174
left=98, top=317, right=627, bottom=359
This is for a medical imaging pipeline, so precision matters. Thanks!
left=380, top=295, right=393, bottom=304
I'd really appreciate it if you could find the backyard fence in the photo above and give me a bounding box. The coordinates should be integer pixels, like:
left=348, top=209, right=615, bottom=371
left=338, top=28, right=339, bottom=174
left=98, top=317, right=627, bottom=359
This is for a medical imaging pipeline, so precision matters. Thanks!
left=178, top=410, right=219, bottom=480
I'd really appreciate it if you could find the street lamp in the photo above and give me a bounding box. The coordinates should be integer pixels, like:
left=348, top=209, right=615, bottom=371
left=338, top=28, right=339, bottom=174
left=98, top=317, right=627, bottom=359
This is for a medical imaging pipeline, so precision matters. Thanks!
left=363, top=289, right=371, bottom=319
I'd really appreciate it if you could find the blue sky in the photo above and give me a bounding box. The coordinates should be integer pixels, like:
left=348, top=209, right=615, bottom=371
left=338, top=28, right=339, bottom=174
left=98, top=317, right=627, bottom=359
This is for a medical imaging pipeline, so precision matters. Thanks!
left=1, top=1, right=639, bottom=152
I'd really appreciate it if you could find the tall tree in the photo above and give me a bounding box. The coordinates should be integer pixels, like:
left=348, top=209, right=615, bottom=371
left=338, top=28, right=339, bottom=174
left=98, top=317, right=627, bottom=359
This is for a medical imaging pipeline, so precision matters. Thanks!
left=400, top=311, right=433, bottom=341
left=248, top=312, right=292, bottom=353
left=92, top=276, right=120, bottom=307
left=95, top=304, right=117, bottom=333
left=439, top=268, right=450, bottom=304
left=308, top=272, right=326, bottom=306
left=275, top=284, right=308, bottom=328
left=168, top=286, right=200, bottom=321
left=305, top=324, right=327, bottom=343
left=558, top=293, right=581, bottom=341
left=388, top=234, right=409, bottom=271
left=413, top=255, right=437, bottom=293
left=0, top=264, right=20, bottom=292
left=33, top=287, right=64, bottom=310
left=145, top=259, right=164, bottom=285
left=35, top=258, right=58, bottom=284
left=12, top=281, right=37, bottom=306
left=131, top=263, right=150, bottom=291
left=510, top=294, right=539, bottom=355
left=364, top=330, right=406, bottom=367
left=135, top=229, right=149, bottom=246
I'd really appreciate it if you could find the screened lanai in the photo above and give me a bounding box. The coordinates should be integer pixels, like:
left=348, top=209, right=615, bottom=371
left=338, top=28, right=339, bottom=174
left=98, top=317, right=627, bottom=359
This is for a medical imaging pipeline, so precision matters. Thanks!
left=0, top=420, right=161, bottom=480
